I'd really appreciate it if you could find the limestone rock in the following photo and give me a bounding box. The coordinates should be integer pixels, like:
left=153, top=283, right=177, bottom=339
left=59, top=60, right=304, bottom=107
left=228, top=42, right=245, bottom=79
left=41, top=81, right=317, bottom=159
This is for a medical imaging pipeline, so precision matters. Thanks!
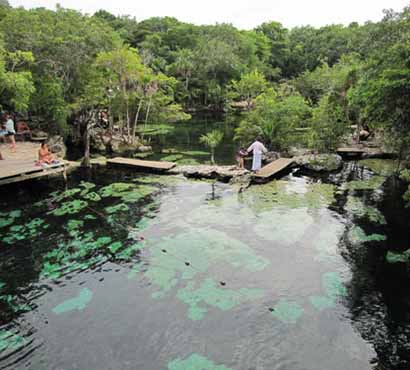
left=46, top=135, right=67, bottom=158
left=295, top=154, right=343, bottom=172
left=169, top=165, right=249, bottom=182
left=263, top=151, right=280, bottom=164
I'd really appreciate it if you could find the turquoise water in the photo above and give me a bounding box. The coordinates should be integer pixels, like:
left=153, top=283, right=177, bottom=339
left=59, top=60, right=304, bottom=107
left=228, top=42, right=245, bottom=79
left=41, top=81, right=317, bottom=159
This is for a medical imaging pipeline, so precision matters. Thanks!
left=0, top=160, right=409, bottom=370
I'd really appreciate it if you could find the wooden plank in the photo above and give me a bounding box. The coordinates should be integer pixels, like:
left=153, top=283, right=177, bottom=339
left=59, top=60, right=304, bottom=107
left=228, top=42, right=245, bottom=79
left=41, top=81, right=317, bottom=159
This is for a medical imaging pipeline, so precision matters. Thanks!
left=337, top=147, right=366, bottom=154
left=0, top=165, right=66, bottom=186
left=107, top=157, right=176, bottom=171
left=254, top=158, right=294, bottom=179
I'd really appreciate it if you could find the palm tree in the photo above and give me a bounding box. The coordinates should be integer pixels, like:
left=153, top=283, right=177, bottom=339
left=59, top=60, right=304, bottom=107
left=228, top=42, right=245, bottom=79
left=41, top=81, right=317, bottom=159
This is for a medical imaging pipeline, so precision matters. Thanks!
left=200, top=130, right=224, bottom=164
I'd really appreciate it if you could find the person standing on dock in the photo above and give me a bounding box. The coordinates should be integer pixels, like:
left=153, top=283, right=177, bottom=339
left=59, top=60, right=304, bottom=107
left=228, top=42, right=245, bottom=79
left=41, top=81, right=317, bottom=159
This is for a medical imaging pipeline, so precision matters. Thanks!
left=4, top=114, right=16, bottom=152
left=247, top=136, right=267, bottom=172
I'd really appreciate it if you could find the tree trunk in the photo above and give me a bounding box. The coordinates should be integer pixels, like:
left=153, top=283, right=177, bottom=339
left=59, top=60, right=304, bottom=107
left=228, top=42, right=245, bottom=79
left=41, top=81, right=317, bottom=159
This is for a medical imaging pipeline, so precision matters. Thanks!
left=145, top=96, right=152, bottom=128
left=211, top=149, right=215, bottom=165
left=81, top=122, right=91, bottom=168
left=132, top=99, right=143, bottom=143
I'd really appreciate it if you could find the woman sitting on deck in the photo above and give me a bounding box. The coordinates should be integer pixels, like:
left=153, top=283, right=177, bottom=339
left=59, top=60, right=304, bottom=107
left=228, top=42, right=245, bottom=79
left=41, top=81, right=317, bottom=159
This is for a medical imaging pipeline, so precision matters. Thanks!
left=247, top=136, right=268, bottom=172
left=37, top=143, right=57, bottom=165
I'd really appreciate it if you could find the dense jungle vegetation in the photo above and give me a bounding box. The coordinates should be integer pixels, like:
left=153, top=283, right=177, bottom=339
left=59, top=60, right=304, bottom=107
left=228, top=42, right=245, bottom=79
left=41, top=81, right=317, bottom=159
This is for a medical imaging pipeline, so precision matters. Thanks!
left=0, top=2, right=409, bottom=173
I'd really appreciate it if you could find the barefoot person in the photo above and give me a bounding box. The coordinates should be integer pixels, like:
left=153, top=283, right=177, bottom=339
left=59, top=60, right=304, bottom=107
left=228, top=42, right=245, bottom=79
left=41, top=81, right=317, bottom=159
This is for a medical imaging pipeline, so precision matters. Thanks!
left=236, top=147, right=247, bottom=169
left=247, top=136, right=268, bottom=172
left=4, top=114, right=16, bottom=152
left=37, top=143, right=56, bottom=165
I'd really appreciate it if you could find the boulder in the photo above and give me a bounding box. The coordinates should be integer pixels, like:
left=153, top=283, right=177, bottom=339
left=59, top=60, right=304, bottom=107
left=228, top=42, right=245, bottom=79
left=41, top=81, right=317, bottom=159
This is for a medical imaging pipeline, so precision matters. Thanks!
left=32, top=130, right=49, bottom=139
left=295, top=153, right=343, bottom=172
left=46, top=135, right=67, bottom=158
left=263, top=151, right=280, bottom=164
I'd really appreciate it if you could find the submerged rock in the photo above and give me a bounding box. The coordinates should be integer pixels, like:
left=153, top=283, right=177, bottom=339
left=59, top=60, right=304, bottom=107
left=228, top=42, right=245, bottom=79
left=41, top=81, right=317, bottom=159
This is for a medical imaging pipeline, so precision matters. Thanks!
left=169, top=165, right=249, bottom=182
left=295, top=154, right=343, bottom=172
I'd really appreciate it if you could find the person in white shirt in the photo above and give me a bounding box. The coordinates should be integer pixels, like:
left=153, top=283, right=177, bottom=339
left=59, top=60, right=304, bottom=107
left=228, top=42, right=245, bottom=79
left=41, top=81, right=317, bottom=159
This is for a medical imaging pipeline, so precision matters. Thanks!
left=247, top=137, right=268, bottom=171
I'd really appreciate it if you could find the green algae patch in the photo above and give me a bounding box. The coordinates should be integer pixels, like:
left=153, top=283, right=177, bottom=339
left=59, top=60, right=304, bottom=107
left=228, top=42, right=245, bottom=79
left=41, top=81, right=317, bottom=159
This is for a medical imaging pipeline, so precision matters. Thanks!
left=360, top=159, right=399, bottom=177
left=309, top=295, right=335, bottom=311
left=271, top=299, right=304, bottom=324
left=254, top=208, right=314, bottom=245
left=176, top=158, right=200, bottom=165
left=345, top=196, right=386, bottom=224
left=141, top=228, right=268, bottom=316
left=0, top=210, right=22, bottom=228
left=52, top=288, right=93, bottom=314
left=99, top=182, right=156, bottom=203
left=105, top=203, right=130, bottom=214
left=243, top=181, right=335, bottom=212
left=0, top=330, right=25, bottom=352
left=322, top=272, right=347, bottom=299
left=342, top=176, right=386, bottom=191
left=310, top=272, right=347, bottom=311
left=168, top=353, right=231, bottom=370
left=161, top=154, right=184, bottom=162
left=51, top=200, right=88, bottom=216
left=314, top=218, right=345, bottom=261
left=348, top=226, right=387, bottom=244
left=2, top=217, right=49, bottom=245
left=176, top=278, right=264, bottom=321
left=386, top=249, right=410, bottom=263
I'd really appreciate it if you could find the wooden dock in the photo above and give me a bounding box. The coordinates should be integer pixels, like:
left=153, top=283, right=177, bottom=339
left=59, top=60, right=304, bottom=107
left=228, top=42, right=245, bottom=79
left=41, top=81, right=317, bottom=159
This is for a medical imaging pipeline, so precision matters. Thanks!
left=337, top=147, right=366, bottom=156
left=107, top=157, right=176, bottom=172
left=0, top=160, right=67, bottom=186
left=254, top=158, right=294, bottom=179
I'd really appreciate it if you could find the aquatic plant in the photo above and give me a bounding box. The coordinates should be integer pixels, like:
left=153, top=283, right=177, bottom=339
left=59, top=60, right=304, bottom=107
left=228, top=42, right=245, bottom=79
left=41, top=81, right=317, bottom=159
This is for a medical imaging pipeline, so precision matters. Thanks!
left=2, top=217, right=49, bottom=245
left=176, top=278, right=264, bottom=321
left=0, top=330, right=25, bottom=352
left=0, top=210, right=22, bottom=228
left=51, top=200, right=89, bottom=216
left=271, top=299, right=304, bottom=324
left=52, top=288, right=93, bottom=314
left=161, top=154, right=184, bottom=162
left=168, top=354, right=231, bottom=370
left=360, top=159, right=399, bottom=177
left=98, top=183, right=156, bottom=203
left=345, top=196, right=387, bottom=224
left=386, top=249, right=410, bottom=264
left=105, top=203, right=130, bottom=214
left=348, top=226, right=386, bottom=244
left=342, top=175, right=386, bottom=191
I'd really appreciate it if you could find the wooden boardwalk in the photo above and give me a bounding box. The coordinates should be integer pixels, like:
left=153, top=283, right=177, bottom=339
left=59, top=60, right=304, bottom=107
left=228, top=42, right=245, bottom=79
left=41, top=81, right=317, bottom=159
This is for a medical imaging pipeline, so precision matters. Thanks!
left=254, top=158, right=294, bottom=179
left=107, top=157, right=176, bottom=171
left=337, top=147, right=366, bottom=155
left=0, top=159, right=66, bottom=186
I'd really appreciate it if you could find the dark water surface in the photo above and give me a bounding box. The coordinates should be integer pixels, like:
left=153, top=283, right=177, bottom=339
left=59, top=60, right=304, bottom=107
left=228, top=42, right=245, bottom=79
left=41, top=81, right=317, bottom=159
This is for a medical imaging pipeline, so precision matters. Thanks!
left=0, top=158, right=410, bottom=370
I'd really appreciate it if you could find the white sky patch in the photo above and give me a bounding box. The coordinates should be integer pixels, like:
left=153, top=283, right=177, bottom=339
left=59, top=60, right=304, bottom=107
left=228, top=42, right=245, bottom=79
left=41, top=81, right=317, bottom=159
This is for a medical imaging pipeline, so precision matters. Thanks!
left=10, top=0, right=409, bottom=29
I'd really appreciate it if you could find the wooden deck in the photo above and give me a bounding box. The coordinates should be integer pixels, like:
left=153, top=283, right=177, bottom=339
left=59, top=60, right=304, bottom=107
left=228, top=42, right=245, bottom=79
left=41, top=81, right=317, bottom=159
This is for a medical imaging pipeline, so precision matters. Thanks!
left=107, top=157, right=176, bottom=171
left=337, top=147, right=366, bottom=154
left=254, top=158, right=294, bottom=179
left=0, top=159, right=66, bottom=186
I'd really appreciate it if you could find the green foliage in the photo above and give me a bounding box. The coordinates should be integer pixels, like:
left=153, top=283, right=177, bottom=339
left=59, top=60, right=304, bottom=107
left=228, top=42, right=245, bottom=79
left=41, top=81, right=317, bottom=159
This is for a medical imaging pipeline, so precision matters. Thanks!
left=199, top=130, right=224, bottom=164
left=227, top=70, right=268, bottom=110
left=308, top=94, right=349, bottom=151
left=235, top=88, right=310, bottom=150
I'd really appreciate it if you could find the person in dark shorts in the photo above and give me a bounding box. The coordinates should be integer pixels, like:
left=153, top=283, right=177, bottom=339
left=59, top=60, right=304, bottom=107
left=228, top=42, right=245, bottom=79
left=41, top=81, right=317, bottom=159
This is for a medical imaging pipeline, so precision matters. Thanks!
left=4, top=114, right=16, bottom=152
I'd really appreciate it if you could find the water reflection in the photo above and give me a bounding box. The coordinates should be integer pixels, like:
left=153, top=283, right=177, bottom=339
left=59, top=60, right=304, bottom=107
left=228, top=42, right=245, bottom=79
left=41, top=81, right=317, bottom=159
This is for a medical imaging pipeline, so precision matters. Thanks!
left=0, top=161, right=409, bottom=369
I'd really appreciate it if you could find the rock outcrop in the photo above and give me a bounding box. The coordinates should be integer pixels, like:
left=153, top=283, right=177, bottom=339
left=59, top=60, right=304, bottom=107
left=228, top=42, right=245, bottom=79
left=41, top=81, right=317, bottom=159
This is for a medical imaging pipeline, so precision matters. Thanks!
left=295, top=153, right=343, bottom=172
left=46, top=135, right=67, bottom=158
left=169, top=165, right=249, bottom=182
